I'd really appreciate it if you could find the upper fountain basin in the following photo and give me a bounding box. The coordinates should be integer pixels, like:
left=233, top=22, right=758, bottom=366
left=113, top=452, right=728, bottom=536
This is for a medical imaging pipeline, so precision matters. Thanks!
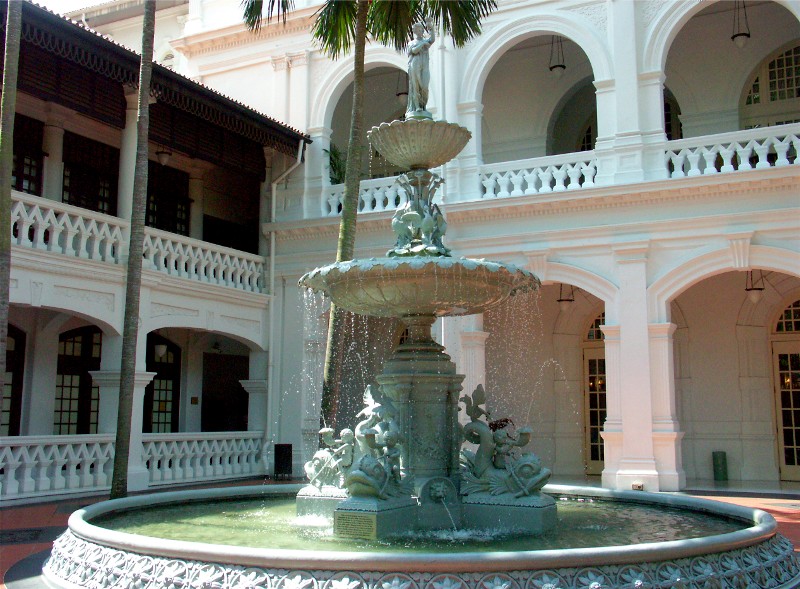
left=299, top=257, right=539, bottom=319
left=367, top=119, right=472, bottom=170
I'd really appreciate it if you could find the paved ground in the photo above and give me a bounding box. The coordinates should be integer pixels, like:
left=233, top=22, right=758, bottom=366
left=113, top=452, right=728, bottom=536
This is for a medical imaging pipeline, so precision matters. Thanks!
left=3, top=479, right=800, bottom=588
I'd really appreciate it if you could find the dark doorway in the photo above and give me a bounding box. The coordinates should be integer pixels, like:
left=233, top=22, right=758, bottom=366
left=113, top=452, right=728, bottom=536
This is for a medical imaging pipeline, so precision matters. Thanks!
left=55, top=326, right=102, bottom=434
left=144, top=334, right=181, bottom=433
left=201, top=353, right=248, bottom=431
left=1, top=324, right=26, bottom=436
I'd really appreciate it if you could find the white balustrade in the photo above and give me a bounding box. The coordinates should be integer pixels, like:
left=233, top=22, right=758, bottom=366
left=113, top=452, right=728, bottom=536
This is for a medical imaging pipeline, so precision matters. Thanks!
left=142, top=431, right=265, bottom=485
left=322, top=175, right=407, bottom=217
left=143, top=228, right=265, bottom=293
left=11, top=191, right=125, bottom=263
left=479, top=152, right=597, bottom=199
left=665, top=123, right=800, bottom=178
left=0, top=435, right=115, bottom=500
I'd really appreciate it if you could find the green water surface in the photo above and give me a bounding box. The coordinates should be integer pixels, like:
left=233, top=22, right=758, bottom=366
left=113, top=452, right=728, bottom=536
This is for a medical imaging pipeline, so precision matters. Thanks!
left=92, top=495, right=744, bottom=553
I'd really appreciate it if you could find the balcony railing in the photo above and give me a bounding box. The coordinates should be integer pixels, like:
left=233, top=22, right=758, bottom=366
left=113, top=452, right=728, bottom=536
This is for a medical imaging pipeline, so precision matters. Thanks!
left=10, top=191, right=266, bottom=294
left=11, top=193, right=125, bottom=263
left=479, top=151, right=598, bottom=199
left=143, top=228, right=265, bottom=293
left=0, top=432, right=265, bottom=501
left=0, top=434, right=115, bottom=499
left=318, top=124, right=800, bottom=217
left=142, top=431, right=264, bottom=486
left=322, top=175, right=408, bottom=217
left=665, top=124, right=800, bottom=177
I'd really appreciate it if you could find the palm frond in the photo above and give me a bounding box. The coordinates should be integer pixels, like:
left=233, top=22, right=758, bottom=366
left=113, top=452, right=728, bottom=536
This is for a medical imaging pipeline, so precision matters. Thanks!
left=241, top=0, right=294, bottom=31
left=367, top=0, right=418, bottom=52
left=422, top=0, right=497, bottom=47
left=311, top=0, right=358, bottom=59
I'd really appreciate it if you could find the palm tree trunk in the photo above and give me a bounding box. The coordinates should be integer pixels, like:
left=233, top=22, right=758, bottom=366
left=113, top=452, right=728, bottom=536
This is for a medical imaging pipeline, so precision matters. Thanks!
left=111, top=0, right=156, bottom=499
left=0, top=0, right=22, bottom=396
left=321, top=0, right=369, bottom=428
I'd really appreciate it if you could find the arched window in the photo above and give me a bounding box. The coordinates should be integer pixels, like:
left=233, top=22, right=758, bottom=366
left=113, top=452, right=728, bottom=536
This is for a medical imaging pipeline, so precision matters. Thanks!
left=1, top=325, right=26, bottom=436
left=583, top=311, right=606, bottom=474
left=742, top=44, right=800, bottom=128
left=772, top=299, right=800, bottom=481
left=55, top=326, right=102, bottom=435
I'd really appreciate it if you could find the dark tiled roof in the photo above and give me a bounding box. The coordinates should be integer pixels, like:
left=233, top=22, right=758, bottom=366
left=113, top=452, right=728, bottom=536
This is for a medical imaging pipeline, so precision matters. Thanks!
left=7, top=1, right=310, bottom=156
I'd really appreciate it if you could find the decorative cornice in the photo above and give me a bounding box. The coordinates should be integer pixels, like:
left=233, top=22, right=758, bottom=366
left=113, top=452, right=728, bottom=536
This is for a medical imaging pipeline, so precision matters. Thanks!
left=171, top=11, right=316, bottom=59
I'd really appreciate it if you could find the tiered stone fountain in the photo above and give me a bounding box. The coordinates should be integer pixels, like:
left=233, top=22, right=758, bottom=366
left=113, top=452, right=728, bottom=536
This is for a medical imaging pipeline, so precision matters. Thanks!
left=297, top=77, right=554, bottom=540
left=43, top=21, right=800, bottom=589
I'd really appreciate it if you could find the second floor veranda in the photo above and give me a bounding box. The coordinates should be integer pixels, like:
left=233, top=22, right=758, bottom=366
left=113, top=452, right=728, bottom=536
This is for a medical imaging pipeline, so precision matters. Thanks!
left=311, top=122, right=800, bottom=220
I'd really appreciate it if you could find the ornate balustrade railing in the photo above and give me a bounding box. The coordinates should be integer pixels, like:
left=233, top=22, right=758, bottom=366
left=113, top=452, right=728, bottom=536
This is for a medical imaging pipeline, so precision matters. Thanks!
left=11, top=192, right=125, bottom=263
left=322, top=175, right=408, bottom=217
left=0, top=435, right=115, bottom=500
left=665, top=123, right=800, bottom=177
left=142, top=431, right=265, bottom=485
left=0, top=432, right=266, bottom=501
left=479, top=152, right=598, bottom=199
left=10, top=192, right=266, bottom=294
left=143, top=228, right=265, bottom=293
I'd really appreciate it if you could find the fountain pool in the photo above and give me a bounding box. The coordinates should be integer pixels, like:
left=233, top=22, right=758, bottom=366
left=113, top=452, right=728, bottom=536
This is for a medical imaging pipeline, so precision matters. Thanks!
left=44, top=483, right=800, bottom=588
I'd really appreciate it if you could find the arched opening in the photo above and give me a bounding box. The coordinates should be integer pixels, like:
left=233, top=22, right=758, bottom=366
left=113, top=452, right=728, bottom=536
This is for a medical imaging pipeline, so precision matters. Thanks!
left=1, top=324, right=26, bottom=436
left=329, top=66, right=408, bottom=182
left=481, top=35, right=595, bottom=163
left=665, top=1, right=800, bottom=137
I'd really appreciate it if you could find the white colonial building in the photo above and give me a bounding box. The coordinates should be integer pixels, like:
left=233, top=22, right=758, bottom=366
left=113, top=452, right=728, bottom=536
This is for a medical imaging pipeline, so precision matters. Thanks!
left=2, top=0, right=799, bottom=501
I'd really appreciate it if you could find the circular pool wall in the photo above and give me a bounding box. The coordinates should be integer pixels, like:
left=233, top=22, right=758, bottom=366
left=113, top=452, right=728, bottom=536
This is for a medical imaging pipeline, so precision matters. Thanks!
left=43, top=484, right=800, bottom=589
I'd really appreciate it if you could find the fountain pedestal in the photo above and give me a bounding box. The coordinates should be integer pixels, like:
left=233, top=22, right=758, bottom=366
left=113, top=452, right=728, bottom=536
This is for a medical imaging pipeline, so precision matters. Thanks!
left=334, top=316, right=465, bottom=538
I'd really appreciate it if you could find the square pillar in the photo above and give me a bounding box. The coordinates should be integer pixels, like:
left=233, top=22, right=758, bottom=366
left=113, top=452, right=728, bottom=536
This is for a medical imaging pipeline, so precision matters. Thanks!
left=649, top=322, right=685, bottom=491
left=601, top=244, right=659, bottom=491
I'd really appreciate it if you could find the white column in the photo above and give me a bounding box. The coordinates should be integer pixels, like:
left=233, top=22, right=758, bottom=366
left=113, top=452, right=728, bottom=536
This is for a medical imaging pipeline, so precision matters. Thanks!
left=25, top=318, right=62, bottom=435
left=594, top=1, right=668, bottom=185
left=117, top=88, right=139, bottom=223
left=304, top=127, right=330, bottom=219
left=184, top=0, right=203, bottom=35
left=602, top=244, right=659, bottom=491
left=128, top=370, right=157, bottom=492
left=271, top=56, right=290, bottom=124
left=188, top=169, right=204, bottom=241
left=42, top=117, right=65, bottom=202
left=260, top=149, right=274, bottom=259
left=454, top=101, right=483, bottom=202
left=460, top=314, right=488, bottom=423
left=91, top=333, right=123, bottom=433
left=288, top=51, right=312, bottom=131
left=649, top=322, right=685, bottom=491
left=600, top=324, right=622, bottom=487
left=184, top=335, right=204, bottom=432
left=241, top=350, right=269, bottom=432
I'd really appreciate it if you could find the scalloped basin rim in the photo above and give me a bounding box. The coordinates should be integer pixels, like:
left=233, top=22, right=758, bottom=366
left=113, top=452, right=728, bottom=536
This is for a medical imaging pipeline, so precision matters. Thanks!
left=367, top=119, right=472, bottom=170
left=298, top=257, right=541, bottom=318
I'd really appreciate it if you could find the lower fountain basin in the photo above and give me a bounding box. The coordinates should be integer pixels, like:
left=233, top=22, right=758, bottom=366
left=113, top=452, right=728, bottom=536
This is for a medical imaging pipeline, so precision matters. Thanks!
left=43, top=484, right=800, bottom=589
left=299, top=257, right=539, bottom=318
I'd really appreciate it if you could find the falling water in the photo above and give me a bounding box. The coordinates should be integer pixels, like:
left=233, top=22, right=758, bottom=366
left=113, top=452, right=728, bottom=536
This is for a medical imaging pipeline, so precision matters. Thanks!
left=439, top=498, right=458, bottom=531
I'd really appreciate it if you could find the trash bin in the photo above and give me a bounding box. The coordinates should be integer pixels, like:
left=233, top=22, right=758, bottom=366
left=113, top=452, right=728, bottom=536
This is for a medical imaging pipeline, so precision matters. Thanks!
left=712, top=451, right=728, bottom=482
left=274, top=443, right=292, bottom=480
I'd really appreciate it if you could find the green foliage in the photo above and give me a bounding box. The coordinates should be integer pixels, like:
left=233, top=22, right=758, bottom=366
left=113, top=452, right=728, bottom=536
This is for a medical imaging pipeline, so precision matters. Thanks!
left=241, top=0, right=295, bottom=31
left=243, top=0, right=497, bottom=57
left=324, top=143, right=346, bottom=184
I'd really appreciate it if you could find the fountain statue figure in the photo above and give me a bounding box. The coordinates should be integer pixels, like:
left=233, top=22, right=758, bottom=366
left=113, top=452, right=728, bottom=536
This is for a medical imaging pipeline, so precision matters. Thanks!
left=407, top=18, right=435, bottom=120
